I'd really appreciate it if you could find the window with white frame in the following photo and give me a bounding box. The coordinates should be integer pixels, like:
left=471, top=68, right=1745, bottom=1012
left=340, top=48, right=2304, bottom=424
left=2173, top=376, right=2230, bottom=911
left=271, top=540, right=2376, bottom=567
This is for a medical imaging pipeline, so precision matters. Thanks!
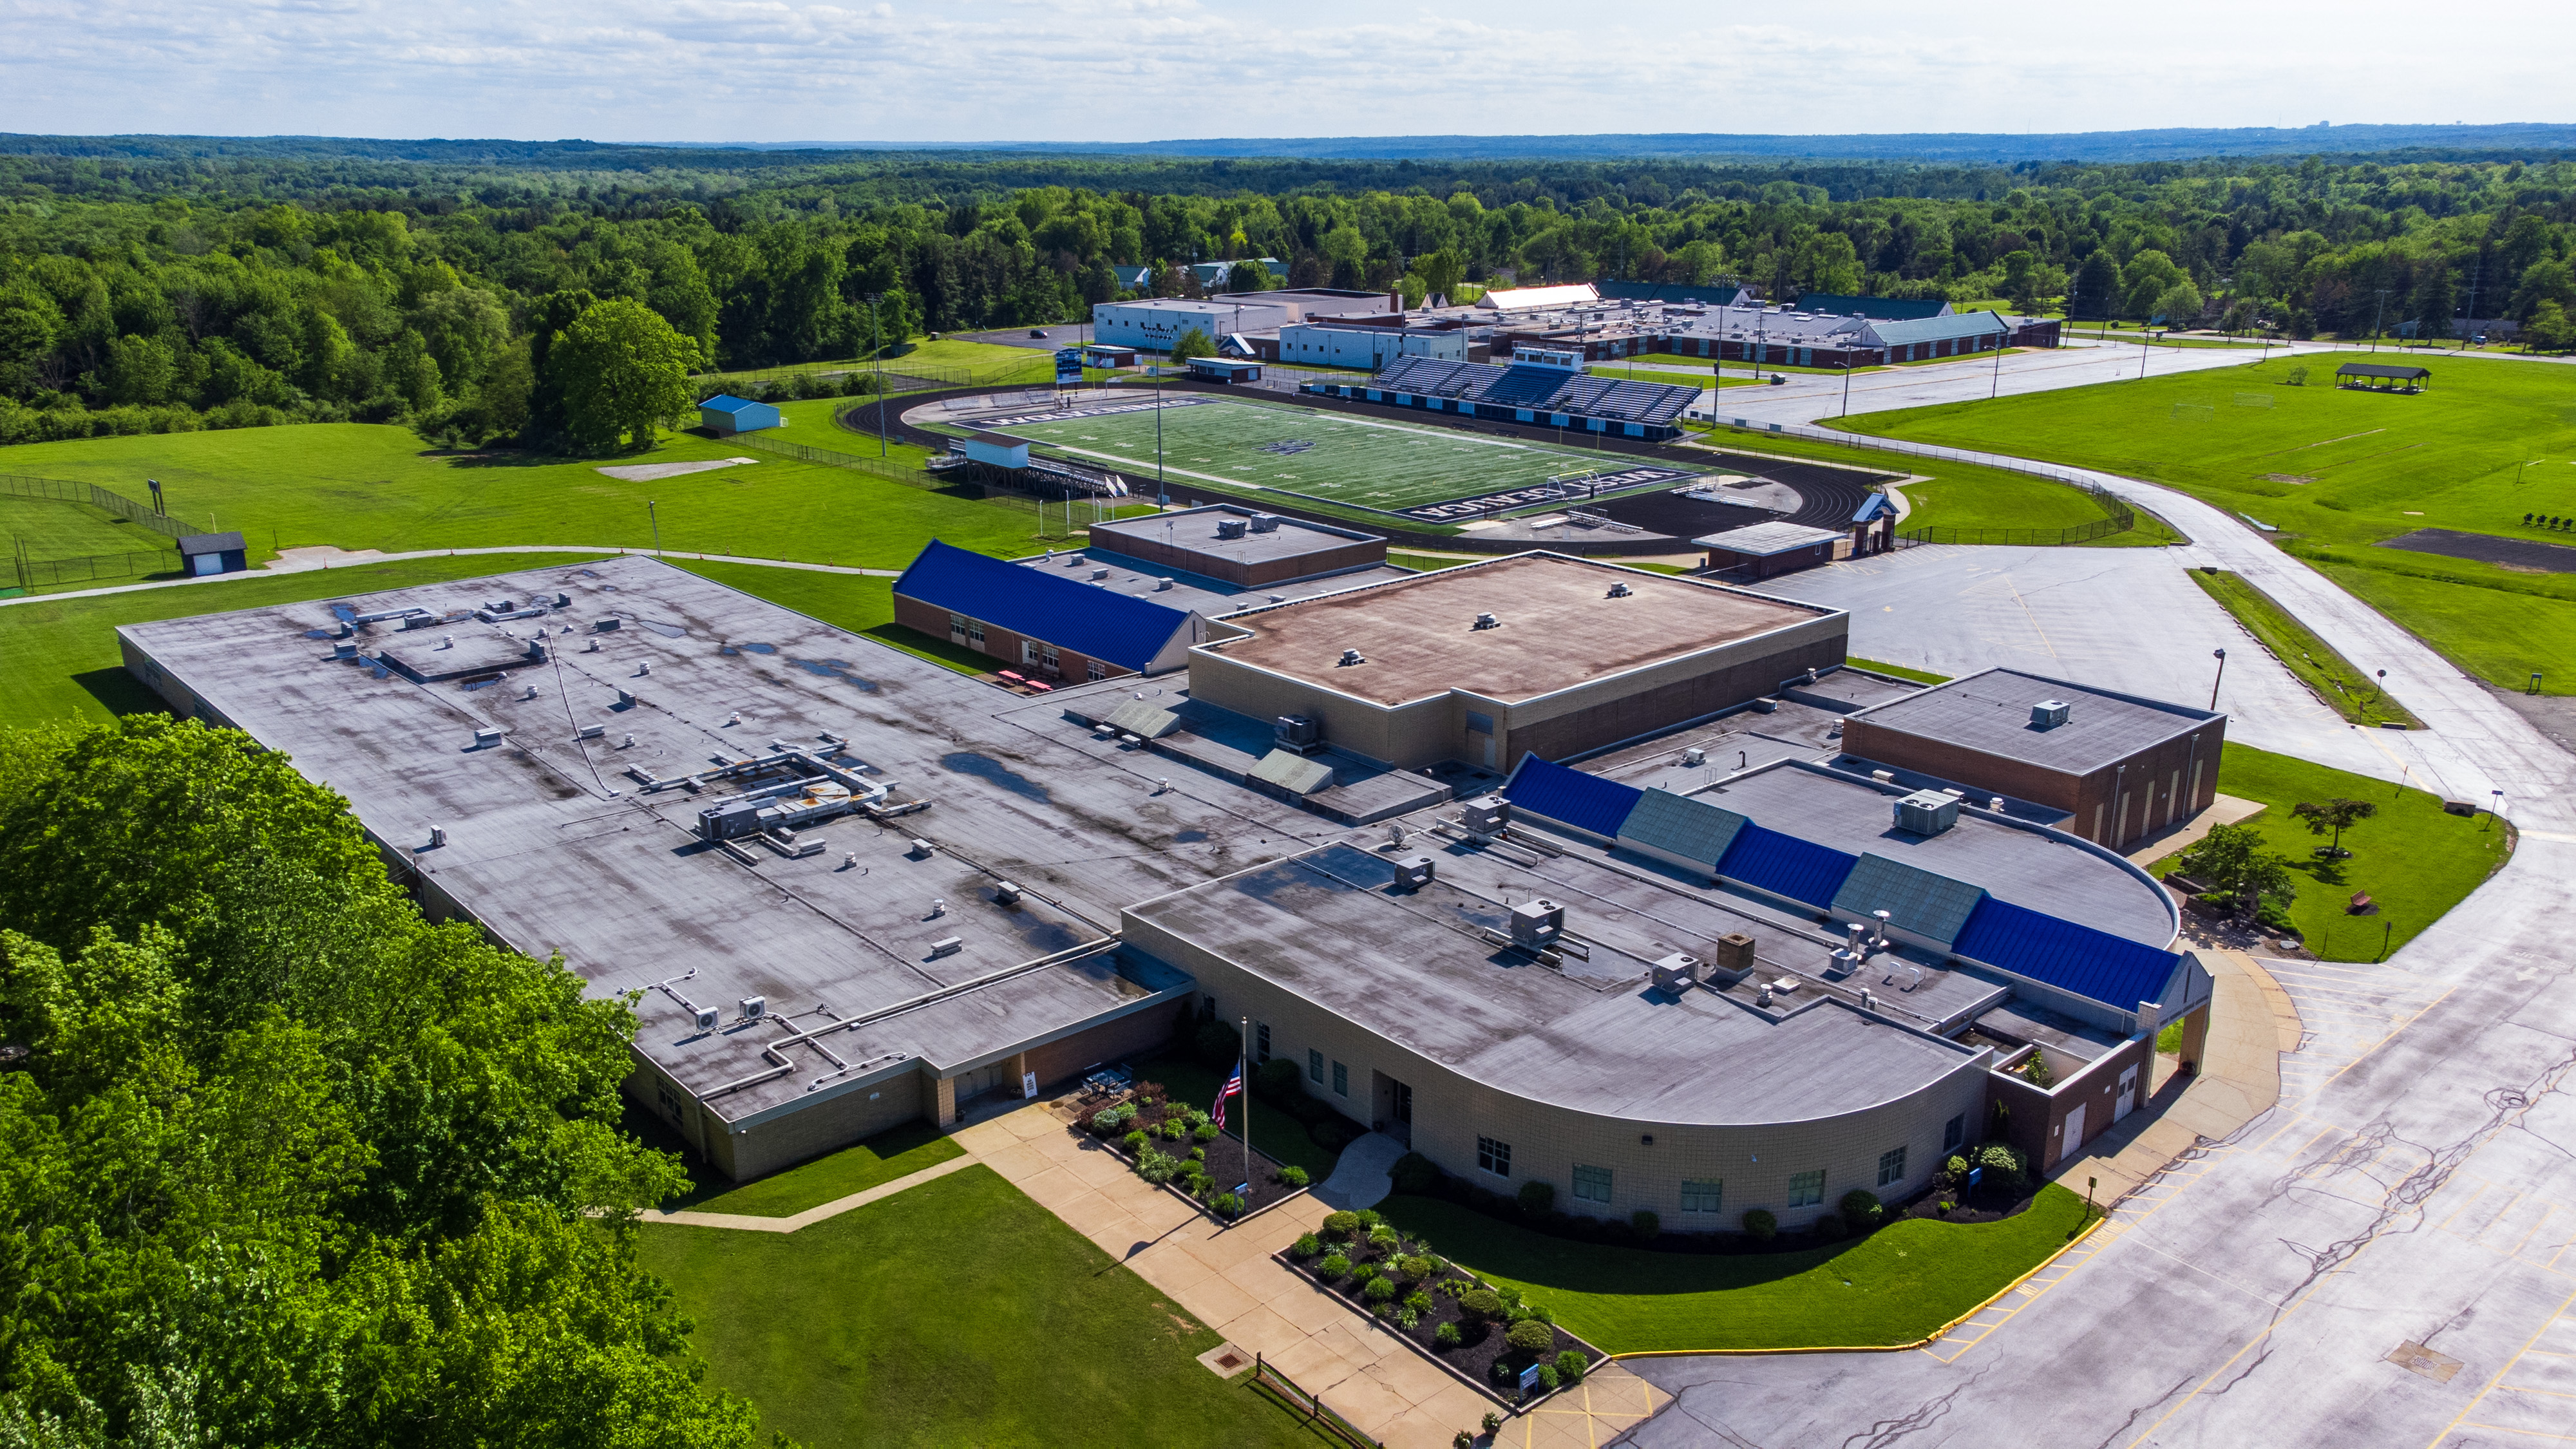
left=1087, top=659, right=1107, bottom=681
left=1571, top=1164, right=1612, bottom=1204
left=1680, top=1179, right=1723, bottom=1213
left=1477, top=1137, right=1511, bottom=1177
left=1787, top=1170, right=1825, bottom=1208
left=1877, top=1147, right=1908, bottom=1188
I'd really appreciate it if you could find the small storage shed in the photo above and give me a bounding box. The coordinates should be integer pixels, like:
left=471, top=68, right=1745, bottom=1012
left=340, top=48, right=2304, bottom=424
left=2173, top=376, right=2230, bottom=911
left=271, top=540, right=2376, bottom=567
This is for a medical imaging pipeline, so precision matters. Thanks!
left=176, top=532, right=248, bottom=577
left=1081, top=344, right=1141, bottom=368
left=1696, top=521, right=1847, bottom=580
left=697, top=393, right=783, bottom=434
left=1185, top=355, right=1262, bottom=384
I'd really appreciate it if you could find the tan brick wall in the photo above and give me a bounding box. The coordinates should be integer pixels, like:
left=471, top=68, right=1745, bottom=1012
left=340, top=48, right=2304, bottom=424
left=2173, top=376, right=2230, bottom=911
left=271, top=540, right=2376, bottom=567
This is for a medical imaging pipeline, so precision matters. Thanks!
left=1138, top=920, right=1993, bottom=1228
left=1089, top=529, right=1385, bottom=587
left=1023, top=998, right=1187, bottom=1086
left=1505, top=625, right=1847, bottom=767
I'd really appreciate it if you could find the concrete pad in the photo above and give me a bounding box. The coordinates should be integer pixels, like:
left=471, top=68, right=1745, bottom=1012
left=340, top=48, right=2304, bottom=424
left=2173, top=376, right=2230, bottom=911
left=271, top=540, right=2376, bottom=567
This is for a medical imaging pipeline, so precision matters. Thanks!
left=975, top=1142, right=1052, bottom=1180
left=947, top=1117, right=1022, bottom=1155
left=1378, top=1403, right=1477, bottom=1449
left=1045, top=1190, right=1136, bottom=1242
left=1268, top=1280, right=1358, bottom=1334
left=1314, top=1130, right=1408, bottom=1210
left=1212, top=1302, right=1305, bottom=1358
left=1177, top=1270, right=1264, bottom=1329
left=1003, top=1164, right=1086, bottom=1206
left=1061, top=1147, right=1137, bottom=1188
left=1128, top=1241, right=1218, bottom=1295
left=1195, top=1340, right=1255, bottom=1378
left=1265, top=1334, right=1361, bottom=1394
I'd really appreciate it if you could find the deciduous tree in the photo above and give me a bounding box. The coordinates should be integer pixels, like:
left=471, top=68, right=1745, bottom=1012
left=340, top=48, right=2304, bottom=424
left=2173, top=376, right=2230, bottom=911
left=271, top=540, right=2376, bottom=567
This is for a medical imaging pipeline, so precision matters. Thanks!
left=551, top=298, right=702, bottom=451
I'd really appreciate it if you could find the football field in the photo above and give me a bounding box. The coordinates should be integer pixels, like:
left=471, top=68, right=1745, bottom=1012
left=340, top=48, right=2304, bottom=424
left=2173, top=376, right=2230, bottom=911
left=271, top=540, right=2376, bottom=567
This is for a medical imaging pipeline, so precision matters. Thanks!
left=968, top=394, right=1703, bottom=521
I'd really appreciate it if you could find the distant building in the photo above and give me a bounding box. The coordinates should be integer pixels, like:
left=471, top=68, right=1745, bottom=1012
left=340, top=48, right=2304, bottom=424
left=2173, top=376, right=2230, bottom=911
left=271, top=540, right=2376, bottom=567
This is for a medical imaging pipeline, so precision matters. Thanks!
left=1091, top=298, right=1297, bottom=353
left=697, top=394, right=781, bottom=435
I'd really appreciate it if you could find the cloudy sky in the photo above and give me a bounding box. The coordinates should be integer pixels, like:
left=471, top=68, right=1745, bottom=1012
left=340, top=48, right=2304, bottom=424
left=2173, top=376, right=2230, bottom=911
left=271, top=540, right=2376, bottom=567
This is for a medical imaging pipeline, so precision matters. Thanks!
left=4, top=0, right=2568, bottom=144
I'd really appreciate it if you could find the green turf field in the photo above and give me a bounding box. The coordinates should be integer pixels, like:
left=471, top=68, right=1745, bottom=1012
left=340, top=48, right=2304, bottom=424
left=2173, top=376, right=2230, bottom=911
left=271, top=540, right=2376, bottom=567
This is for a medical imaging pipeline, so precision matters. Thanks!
left=1838, top=352, right=2576, bottom=691
left=976, top=395, right=1684, bottom=515
left=2, top=495, right=176, bottom=562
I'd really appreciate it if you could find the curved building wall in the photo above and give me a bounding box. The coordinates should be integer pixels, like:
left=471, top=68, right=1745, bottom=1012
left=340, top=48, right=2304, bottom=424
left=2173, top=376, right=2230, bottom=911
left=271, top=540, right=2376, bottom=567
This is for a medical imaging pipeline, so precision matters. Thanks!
left=1168, top=939, right=1993, bottom=1229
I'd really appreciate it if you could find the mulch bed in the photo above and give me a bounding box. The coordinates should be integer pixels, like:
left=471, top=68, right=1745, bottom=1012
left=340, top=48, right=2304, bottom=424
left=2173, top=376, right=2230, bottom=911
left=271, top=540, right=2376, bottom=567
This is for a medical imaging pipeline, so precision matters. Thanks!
left=1075, top=1083, right=1305, bottom=1221
left=1273, top=1217, right=1600, bottom=1406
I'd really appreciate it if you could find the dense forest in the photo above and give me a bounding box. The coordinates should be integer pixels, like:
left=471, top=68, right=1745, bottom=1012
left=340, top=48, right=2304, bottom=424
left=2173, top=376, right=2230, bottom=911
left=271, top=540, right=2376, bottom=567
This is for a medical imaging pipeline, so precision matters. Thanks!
left=3, top=143, right=2575, bottom=447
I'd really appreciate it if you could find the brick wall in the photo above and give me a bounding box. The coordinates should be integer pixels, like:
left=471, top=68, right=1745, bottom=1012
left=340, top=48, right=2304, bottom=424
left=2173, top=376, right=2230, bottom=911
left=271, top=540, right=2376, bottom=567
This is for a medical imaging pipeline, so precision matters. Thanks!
left=1503, top=632, right=1845, bottom=767
left=892, top=591, right=1128, bottom=683
left=1837, top=717, right=2223, bottom=850
left=1088, top=528, right=1385, bottom=588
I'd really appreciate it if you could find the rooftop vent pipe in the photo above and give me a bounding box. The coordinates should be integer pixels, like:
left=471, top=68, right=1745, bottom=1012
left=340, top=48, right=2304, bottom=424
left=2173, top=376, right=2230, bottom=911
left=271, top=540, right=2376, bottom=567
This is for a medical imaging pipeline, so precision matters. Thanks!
left=1338, top=649, right=1365, bottom=667
left=1472, top=612, right=1500, bottom=630
left=1607, top=582, right=1633, bottom=598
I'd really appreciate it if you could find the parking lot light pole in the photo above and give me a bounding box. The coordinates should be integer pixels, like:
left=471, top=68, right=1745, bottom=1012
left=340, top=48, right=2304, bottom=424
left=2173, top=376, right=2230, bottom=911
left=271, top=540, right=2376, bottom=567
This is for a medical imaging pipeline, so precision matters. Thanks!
left=865, top=293, right=887, bottom=458
left=1841, top=357, right=1853, bottom=417
left=2209, top=647, right=2227, bottom=709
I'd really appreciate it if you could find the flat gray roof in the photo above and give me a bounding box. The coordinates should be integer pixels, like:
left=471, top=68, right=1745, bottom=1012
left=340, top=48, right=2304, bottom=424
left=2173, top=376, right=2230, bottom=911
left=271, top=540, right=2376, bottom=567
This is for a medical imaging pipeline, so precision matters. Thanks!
left=1694, top=522, right=1846, bottom=555
left=121, top=557, right=1338, bottom=1122
left=1846, top=667, right=2219, bottom=776
left=1129, top=839, right=1980, bottom=1126
left=1685, top=762, right=2174, bottom=947
left=1088, top=505, right=1380, bottom=571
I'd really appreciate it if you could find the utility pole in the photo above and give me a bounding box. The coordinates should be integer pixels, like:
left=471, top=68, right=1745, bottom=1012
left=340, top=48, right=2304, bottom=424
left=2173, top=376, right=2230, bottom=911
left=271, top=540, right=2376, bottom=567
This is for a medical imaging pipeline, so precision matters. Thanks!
left=2209, top=647, right=2227, bottom=710
left=866, top=294, right=887, bottom=458
left=1842, top=356, right=1854, bottom=417
left=1991, top=325, right=2005, bottom=399
left=648, top=500, right=661, bottom=558
left=2368, top=288, right=2391, bottom=353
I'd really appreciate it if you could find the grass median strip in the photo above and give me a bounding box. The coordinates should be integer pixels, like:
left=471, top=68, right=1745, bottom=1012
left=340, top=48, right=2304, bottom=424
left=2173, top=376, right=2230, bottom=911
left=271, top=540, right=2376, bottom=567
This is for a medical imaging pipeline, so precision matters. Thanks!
left=1377, top=1186, right=2091, bottom=1354
left=1846, top=657, right=1951, bottom=685
left=663, top=1120, right=965, bottom=1218
left=641, top=1164, right=1327, bottom=1448
left=2189, top=568, right=2420, bottom=727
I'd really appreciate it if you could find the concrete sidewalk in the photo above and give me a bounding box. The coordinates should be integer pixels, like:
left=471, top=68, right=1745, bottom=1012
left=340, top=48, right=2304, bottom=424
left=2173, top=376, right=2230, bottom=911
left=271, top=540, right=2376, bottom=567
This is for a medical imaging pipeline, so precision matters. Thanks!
left=955, top=1101, right=1669, bottom=1449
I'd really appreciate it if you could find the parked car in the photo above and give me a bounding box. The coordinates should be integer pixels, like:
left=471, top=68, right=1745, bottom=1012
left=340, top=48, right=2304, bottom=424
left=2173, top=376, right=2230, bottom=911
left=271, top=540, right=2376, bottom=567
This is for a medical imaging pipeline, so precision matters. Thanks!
left=1028, top=328, right=1049, bottom=339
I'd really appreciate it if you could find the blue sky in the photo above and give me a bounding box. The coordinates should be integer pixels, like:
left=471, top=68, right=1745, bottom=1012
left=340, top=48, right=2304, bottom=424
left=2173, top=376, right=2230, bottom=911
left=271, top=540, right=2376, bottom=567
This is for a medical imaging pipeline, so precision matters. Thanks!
left=3, top=0, right=2566, bottom=143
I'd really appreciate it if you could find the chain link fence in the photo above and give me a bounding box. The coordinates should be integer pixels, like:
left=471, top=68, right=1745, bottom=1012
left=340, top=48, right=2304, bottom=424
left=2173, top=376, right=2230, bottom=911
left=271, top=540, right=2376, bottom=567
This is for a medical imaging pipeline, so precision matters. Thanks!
left=2, top=472, right=193, bottom=540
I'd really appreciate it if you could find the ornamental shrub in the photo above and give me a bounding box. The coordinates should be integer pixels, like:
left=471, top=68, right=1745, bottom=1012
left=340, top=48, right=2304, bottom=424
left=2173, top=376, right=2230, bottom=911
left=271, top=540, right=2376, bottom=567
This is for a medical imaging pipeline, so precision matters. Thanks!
left=1255, top=1056, right=1302, bottom=1101
left=1454, top=1432, right=1473, bottom=1449
left=1458, top=1289, right=1504, bottom=1321
left=1354, top=1209, right=1385, bottom=1231
left=1434, top=1321, right=1463, bottom=1350
left=1089, top=1103, right=1135, bottom=1134
left=1188, top=1146, right=1204, bottom=1162
left=1743, top=1208, right=1777, bottom=1241
left=1517, top=1180, right=1555, bottom=1215
left=1533, top=1364, right=1560, bottom=1392
left=1350, top=1262, right=1381, bottom=1285
left=1194, top=1016, right=1240, bottom=1066
left=1506, top=1318, right=1555, bottom=1354
left=1291, top=1233, right=1320, bottom=1258
left=1631, top=1209, right=1660, bottom=1241
left=1181, top=1107, right=1210, bottom=1129
left=1975, top=1143, right=2025, bottom=1193
left=1316, top=1253, right=1350, bottom=1279
left=1368, top=1224, right=1401, bottom=1251
left=1211, top=1191, right=1244, bottom=1218
left=1555, top=1349, right=1588, bottom=1384
left=1524, top=1302, right=1554, bottom=1325
left=1161, top=1118, right=1187, bottom=1141
left=1192, top=1121, right=1220, bottom=1142
left=1121, top=1129, right=1149, bottom=1152
left=1840, top=1189, right=1882, bottom=1228
left=1363, top=1275, right=1397, bottom=1303
left=1322, top=1210, right=1361, bottom=1238
left=1404, top=1290, right=1434, bottom=1316
left=1810, top=1212, right=1846, bottom=1242
left=1277, top=1165, right=1310, bottom=1188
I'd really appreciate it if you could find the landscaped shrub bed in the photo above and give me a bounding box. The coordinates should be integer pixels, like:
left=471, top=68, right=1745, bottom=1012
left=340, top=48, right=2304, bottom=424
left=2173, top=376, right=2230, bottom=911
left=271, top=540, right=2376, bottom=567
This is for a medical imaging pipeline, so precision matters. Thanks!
left=1276, top=1208, right=1598, bottom=1403
left=1080, top=1080, right=1309, bottom=1220
left=1390, top=1146, right=2041, bottom=1253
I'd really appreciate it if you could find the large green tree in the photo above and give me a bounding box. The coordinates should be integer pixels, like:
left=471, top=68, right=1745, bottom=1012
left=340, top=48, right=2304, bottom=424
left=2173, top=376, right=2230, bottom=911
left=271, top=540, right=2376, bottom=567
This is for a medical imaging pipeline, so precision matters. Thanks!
left=0, top=717, right=761, bottom=1448
left=551, top=298, right=703, bottom=451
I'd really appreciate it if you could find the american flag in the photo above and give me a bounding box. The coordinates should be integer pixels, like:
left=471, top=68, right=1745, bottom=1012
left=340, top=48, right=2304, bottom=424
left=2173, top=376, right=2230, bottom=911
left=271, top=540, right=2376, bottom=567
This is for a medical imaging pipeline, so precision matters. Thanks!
left=1212, top=1063, right=1243, bottom=1130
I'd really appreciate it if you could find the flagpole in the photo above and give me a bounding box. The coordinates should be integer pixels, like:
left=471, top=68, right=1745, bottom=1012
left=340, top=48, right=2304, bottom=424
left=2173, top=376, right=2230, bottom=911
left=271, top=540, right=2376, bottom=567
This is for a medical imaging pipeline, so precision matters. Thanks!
left=1240, top=1014, right=1253, bottom=1206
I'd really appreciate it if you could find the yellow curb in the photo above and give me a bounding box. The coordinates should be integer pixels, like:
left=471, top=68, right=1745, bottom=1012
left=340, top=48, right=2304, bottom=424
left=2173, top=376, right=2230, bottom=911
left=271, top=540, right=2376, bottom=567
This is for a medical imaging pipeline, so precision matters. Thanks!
left=1604, top=1211, right=2108, bottom=1359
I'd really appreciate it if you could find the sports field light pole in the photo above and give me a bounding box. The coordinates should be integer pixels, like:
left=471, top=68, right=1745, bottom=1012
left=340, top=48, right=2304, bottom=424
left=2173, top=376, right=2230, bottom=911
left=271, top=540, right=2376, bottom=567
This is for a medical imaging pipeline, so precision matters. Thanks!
left=1990, top=326, right=2005, bottom=399
left=864, top=293, right=887, bottom=458
left=647, top=500, right=661, bottom=558
left=2209, top=647, right=2227, bottom=709
left=1841, top=356, right=1854, bottom=417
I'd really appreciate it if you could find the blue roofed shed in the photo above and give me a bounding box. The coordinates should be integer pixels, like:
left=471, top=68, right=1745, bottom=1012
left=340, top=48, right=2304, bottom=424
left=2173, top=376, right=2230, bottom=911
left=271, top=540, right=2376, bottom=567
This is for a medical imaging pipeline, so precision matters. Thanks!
left=697, top=393, right=782, bottom=435
left=892, top=540, right=1204, bottom=679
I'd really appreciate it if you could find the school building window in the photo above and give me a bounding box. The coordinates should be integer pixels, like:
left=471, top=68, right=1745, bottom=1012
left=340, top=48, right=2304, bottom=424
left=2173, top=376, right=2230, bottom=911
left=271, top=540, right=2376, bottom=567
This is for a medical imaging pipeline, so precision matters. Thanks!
left=1878, top=1147, right=1908, bottom=1188
left=1331, top=1061, right=1348, bottom=1097
left=1308, top=1048, right=1323, bottom=1083
left=1255, top=1022, right=1271, bottom=1063
left=1788, top=1170, right=1825, bottom=1208
left=1572, top=1164, right=1612, bottom=1204
left=1681, top=1179, right=1723, bottom=1213
left=1477, top=1137, right=1512, bottom=1177
left=1943, top=1113, right=1965, bottom=1153
left=1087, top=659, right=1107, bottom=681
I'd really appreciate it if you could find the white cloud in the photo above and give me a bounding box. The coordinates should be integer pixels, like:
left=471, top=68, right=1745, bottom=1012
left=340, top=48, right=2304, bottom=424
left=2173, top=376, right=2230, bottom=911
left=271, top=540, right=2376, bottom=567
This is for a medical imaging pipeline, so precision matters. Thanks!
left=1, top=0, right=2568, bottom=144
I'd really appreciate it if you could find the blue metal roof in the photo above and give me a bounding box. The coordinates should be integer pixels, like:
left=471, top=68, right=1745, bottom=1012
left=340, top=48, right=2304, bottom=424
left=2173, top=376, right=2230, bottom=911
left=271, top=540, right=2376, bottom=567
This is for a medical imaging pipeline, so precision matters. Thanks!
left=892, top=540, right=1194, bottom=674
left=1852, top=493, right=1897, bottom=525
left=699, top=393, right=762, bottom=414
left=1951, top=896, right=2180, bottom=1011
left=1716, top=823, right=1857, bottom=909
left=1504, top=757, right=1642, bottom=840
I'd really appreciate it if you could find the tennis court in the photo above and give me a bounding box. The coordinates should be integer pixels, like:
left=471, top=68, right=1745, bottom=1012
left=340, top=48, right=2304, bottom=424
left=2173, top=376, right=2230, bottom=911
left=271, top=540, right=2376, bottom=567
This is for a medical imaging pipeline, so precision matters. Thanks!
left=967, top=395, right=1703, bottom=521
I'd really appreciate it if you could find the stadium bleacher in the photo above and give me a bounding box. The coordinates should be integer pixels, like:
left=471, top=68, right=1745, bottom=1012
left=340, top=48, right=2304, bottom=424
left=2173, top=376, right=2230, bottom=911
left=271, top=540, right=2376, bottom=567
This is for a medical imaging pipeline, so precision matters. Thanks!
left=1331, top=356, right=1696, bottom=438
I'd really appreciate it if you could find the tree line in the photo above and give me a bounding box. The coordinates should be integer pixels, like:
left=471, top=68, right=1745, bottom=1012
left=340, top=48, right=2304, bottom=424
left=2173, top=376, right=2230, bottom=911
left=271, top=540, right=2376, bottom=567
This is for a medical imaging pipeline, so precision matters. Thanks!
left=4, top=147, right=2574, bottom=448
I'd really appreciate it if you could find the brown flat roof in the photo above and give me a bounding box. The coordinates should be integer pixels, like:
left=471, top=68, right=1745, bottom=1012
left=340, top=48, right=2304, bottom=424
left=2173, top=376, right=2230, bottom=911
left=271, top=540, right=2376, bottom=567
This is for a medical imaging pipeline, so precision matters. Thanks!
left=1208, top=553, right=1828, bottom=706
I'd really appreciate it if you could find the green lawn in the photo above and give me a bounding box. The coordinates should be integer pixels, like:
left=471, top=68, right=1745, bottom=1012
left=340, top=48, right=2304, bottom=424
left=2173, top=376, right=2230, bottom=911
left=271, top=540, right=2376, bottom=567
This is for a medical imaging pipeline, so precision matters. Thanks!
left=1835, top=351, right=2576, bottom=691
left=0, top=422, right=1044, bottom=571
left=0, top=551, right=616, bottom=730
left=2188, top=569, right=2420, bottom=727
left=1, top=495, right=175, bottom=562
left=665, top=560, right=999, bottom=676
left=974, top=395, right=1696, bottom=516
left=694, top=337, right=1061, bottom=390
left=641, top=1165, right=1327, bottom=1449
left=1128, top=1052, right=1347, bottom=1181
left=1847, top=657, right=1950, bottom=685
left=2160, top=743, right=2514, bottom=960
left=668, top=1120, right=963, bottom=1217
left=1375, top=1186, right=2092, bottom=1353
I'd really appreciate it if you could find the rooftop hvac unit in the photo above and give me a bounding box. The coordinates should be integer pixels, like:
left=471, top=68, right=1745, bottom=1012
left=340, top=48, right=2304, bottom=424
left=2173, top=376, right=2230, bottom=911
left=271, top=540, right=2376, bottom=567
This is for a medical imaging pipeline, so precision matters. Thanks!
left=1472, top=611, right=1501, bottom=630
left=1606, top=581, right=1633, bottom=598
left=738, top=996, right=766, bottom=1020
left=1216, top=518, right=1249, bottom=540
left=1894, top=789, right=1960, bottom=837
left=1392, top=854, right=1435, bottom=890
left=472, top=727, right=503, bottom=748
left=1274, top=714, right=1323, bottom=753
left=2031, top=699, right=2071, bottom=729
left=1652, top=952, right=1701, bottom=994
left=693, top=1006, right=721, bottom=1031
left=1247, top=513, right=1282, bottom=533
left=1683, top=746, right=1705, bottom=767
left=929, top=937, right=963, bottom=958
left=595, top=618, right=621, bottom=632
left=994, top=880, right=1024, bottom=905
left=1338, top=649, right=1365, bottom=667
left=1461, top=794, right=1509, bottom=835
left=1090, top=567, right=1110, bottom=580
left=332, top=642, right=357, bottom=659
left=1509, top=897, right=1564, bottom=947
left=1154, top=577, right=1174, bottom=591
